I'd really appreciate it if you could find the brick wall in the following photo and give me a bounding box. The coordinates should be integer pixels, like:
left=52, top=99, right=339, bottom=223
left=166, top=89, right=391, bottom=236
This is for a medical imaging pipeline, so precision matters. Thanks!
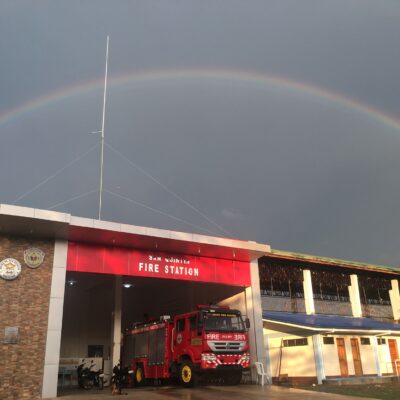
left=0, top=235, right=55, bottom=400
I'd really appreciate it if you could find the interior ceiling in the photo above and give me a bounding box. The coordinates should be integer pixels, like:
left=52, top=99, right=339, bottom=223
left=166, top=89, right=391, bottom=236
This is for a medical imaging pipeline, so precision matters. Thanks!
left=65, top=271, right=245, bottom=329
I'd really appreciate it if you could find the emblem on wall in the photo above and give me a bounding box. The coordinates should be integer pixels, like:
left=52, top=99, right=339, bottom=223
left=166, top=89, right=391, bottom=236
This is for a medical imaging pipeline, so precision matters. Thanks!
left=0, top=258, right=22, bottom=280
left=24, top=247, right=45, bottom=269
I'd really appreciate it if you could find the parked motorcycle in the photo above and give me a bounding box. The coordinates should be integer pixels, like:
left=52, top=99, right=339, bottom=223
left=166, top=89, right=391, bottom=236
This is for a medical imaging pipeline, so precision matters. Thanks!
left=110, top=364, right=133, bottom=394
left=91, top=367, right=105, bottom=390
left=77, top=360, right=87, bottom=389
left=77, top=360, right=105, bottom=390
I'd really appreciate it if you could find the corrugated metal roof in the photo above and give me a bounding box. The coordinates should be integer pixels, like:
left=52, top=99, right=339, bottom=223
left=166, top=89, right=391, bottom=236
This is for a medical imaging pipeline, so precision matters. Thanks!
left=268, top=248, right=400, bottom=275
left=263, top=311, right=400, bottom=333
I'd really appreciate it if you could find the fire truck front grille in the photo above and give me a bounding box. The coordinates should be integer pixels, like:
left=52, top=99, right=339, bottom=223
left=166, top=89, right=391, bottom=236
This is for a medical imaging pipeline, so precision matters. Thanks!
left=207, top=341, right=246, bottom=353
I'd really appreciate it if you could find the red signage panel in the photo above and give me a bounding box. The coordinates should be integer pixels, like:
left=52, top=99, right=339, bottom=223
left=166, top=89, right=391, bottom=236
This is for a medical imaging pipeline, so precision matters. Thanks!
left=67, top=242, right=250, bottom=287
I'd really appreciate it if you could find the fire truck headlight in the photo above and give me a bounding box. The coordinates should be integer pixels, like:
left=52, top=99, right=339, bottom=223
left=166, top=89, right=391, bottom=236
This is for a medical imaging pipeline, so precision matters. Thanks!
left=201, top=353, right=217, bottom=361
left=240, top=354, right=250, bottom=362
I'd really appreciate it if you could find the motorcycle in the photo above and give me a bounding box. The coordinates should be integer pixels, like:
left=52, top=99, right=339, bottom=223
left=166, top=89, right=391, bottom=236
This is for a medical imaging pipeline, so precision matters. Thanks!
left=110, top=364, right=133, bottom=394
left=91, top=366, right=105, bottom=390
left=77, top=360, right=88, bottom=389
left=77, top=360, right=105, bottom=390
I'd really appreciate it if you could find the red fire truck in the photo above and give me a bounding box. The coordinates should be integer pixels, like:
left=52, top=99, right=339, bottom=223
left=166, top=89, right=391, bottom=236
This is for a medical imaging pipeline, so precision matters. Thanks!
left=122, top=305, right=251, bottom=387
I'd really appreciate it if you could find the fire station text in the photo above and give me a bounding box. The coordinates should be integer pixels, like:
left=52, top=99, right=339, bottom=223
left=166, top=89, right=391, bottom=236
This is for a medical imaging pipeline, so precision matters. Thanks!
left=138, top=262, right=199, bottom=277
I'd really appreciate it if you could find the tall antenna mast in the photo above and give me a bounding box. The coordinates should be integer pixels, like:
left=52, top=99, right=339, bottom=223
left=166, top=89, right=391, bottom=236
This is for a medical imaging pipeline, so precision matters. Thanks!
left=98, top=35, right=109, bottom=220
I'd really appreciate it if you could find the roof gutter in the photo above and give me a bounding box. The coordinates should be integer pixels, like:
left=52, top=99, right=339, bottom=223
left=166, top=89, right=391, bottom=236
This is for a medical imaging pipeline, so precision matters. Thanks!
left=263, top=318, right=400, bottom=335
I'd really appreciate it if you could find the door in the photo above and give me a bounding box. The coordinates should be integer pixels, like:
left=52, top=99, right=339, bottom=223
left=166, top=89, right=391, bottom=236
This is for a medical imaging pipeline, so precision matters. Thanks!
left=350, top=338, right=363, bottom=376
left=173, top=317, right=187, bottom=359
left=388, top=339, right=400, bottom=375
left=336, top=338, right=349, bottom=377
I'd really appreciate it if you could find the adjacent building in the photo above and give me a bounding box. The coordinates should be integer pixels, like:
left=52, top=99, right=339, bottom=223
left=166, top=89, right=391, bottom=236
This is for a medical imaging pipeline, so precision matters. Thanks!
left=260, top=250, right=400, bottom=384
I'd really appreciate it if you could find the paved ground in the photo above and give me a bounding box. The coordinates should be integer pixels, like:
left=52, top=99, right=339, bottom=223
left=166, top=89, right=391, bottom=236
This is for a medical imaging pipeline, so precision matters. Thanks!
left=52, top=384, right=377, bottom=400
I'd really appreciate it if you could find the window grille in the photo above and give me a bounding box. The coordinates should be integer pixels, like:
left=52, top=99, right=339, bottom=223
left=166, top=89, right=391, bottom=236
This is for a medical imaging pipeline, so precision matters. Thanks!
left=358, top=275, right=391, bottom=306
left=283, top=338, right=308, bottom=347
left=360, top=338, right=371, bottom=345
left=323, top=337, right=335, bottom=345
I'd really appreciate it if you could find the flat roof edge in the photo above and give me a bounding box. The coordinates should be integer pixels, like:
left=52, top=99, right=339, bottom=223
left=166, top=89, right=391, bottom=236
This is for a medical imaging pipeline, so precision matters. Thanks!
left=0, top=204, right=70, bottom=224
left=70, top=215, right=270, bottom=254
left=0, top=204, right=269, bottom=254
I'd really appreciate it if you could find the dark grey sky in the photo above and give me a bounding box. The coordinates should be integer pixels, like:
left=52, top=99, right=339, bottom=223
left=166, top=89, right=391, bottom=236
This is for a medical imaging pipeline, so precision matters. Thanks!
left=1, top=1, right=400, bottom=266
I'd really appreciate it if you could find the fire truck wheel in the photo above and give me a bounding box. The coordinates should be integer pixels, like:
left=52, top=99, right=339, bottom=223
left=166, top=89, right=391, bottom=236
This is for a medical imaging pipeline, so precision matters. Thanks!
left=179, top=361, right=197, bottom=387
left=134, top=365, right=145, bottom=386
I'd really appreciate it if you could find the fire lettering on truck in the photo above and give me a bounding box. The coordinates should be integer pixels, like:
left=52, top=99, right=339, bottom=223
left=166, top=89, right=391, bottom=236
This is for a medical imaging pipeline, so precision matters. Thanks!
left=206, top=333, right=220, bottom=340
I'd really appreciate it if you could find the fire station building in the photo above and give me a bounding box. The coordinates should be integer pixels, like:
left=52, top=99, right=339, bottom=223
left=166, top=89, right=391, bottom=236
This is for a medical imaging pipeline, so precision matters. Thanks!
left=1, top=204, right=400, bottom=399
left=0, top=204, right=268, bottom=399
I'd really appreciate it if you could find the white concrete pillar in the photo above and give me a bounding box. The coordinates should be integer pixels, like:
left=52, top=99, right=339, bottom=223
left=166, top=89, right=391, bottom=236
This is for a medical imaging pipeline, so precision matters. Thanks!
left=312, top=334, right=326, bottom=384
left=42, top=240, right=68, bottom=399
left=348, top=274, right=363, bottom=318
left=245, top=258, right=271, bottom=383
left=389, top=280, right=400, bottom=321
left=111, top=276, right=122, bottom=368
left=303, top=270, right=315, bottom=315
left=371, top=336, right=382, bottom=376
left=262, top=332, right=272, bottom=384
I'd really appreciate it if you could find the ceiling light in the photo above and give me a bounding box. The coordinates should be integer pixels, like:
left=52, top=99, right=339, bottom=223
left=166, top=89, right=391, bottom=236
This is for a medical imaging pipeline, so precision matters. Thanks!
left=123, top=283, right=133, bottom=289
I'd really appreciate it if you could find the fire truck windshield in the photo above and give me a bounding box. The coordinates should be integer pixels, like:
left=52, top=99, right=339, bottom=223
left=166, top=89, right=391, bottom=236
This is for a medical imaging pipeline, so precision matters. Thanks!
left=201, top=312, right=246, bottom=332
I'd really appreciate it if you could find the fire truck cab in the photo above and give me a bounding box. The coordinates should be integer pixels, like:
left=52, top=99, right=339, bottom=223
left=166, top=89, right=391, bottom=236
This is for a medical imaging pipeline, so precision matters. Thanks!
left=123, top=305, right=250, bottom=387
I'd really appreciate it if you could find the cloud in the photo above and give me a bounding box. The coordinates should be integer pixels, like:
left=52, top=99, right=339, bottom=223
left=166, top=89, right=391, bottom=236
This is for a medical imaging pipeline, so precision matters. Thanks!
left=221, top=209, right=246, bottom=221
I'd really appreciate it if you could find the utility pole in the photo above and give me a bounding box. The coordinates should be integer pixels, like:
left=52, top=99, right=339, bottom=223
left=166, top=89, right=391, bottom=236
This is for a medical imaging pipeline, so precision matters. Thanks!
left=98, top=35, right=109, bottom=220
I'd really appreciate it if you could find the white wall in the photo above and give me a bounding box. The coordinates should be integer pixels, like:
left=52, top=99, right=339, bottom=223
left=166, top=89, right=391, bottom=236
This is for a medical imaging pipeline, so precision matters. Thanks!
left=322, top=336, right=378, bottom=377
left=322, top=335, right=382, bottom=377
left=265, top=329, right=316, bottom=378
left=322, top=338, right=341, bottom=377
left=359, top=337, right=378, bottom=375
left=218, top=291, right=246, bottom=314
left=377, top=337, right=400, bottom=375
left=60, top=278, right=114, bottom=359
left=266, top=329, right=394, bottom=379
left=42, top=240, right=68, bottom=399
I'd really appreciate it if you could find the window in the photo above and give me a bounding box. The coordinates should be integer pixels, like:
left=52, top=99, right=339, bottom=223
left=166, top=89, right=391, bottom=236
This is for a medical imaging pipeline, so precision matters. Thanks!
left=323, top=337, right=334, bottom=345
left=88, top=345, right=103, bottom=357
left=378, top=338, right=386, bottom=345
left=202, top=312, right=245, bottom=333
left=258, top=260, right=304, bottom=298
left=176, top=319, right=185, bottom=332
left=189, top=315, right=197, bottom=330
left=360, top=338, right=371, bottom=345
left=358, top=275, right=391, bottom=305
left=283, top=338, right=308, bottom=347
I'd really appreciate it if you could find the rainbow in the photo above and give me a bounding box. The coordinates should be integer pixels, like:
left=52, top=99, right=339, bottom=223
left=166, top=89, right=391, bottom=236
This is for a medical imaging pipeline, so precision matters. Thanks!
left=1, top=68, right=400, bottom=132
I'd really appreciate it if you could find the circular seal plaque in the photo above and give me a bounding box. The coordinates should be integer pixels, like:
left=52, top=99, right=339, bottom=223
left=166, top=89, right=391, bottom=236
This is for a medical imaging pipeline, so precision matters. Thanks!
left=24, top=247, right=45, bottom=269
left=176, top=333, right=183, bottom=344
left=0, top=258, right=22, bottom=280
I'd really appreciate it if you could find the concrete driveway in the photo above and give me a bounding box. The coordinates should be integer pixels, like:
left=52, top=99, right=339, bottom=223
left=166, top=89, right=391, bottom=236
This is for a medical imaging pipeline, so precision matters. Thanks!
left=54, top=384, right=376, bottom=400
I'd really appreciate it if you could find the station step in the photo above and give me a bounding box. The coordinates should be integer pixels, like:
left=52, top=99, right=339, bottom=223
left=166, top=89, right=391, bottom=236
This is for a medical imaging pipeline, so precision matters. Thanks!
left=323, top=376, right=398, bottom=385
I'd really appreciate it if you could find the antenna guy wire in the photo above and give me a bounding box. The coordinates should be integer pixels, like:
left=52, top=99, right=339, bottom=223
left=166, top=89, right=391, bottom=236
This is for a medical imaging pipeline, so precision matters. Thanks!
left=105, top=142, right=233, bottom=237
